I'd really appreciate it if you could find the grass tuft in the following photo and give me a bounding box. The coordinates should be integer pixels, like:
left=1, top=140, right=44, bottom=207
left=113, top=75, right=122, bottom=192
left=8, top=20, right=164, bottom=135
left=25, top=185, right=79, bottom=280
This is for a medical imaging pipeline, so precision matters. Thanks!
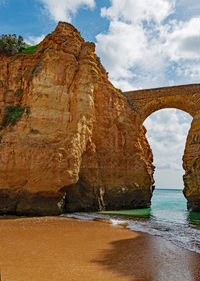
left=21, top=45, right=38, bottom=54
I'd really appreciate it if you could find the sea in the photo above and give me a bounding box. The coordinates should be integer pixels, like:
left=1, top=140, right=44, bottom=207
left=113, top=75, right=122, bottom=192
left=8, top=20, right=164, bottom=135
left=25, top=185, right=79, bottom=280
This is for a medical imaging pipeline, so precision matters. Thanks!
left=63, top=188, right=200, bottom=254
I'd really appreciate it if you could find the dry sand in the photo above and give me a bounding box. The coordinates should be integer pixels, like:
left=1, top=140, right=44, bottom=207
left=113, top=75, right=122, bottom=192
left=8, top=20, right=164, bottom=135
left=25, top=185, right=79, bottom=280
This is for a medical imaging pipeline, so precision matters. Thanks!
left=0, top=216, right=200, bottom=281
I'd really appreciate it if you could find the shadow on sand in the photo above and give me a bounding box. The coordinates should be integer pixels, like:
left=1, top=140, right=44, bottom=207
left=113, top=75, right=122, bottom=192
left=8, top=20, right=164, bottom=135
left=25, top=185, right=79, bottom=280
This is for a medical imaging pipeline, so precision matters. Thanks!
left=92, top=233, right=200, bottom=281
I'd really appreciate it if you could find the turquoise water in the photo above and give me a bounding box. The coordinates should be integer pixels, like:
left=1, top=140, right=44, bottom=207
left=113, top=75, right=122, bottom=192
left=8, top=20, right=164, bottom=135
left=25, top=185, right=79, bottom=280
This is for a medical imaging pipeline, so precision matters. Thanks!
left=64, top=189, right=200, bottom=253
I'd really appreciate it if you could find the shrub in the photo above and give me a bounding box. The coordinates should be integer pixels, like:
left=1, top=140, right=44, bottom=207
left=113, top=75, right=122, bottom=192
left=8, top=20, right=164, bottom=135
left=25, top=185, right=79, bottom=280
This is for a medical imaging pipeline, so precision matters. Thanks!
left=0, top=34, right=25, bottom=55
left=1, top=105, right=24, bottom=127
left=14, top=89, right=24, bottom=96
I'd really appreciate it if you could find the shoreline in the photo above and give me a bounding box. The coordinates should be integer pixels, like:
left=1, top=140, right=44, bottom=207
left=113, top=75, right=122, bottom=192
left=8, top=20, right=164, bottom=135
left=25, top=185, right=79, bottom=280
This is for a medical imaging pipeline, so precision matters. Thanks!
left=0, top=216, right=200, bottom=281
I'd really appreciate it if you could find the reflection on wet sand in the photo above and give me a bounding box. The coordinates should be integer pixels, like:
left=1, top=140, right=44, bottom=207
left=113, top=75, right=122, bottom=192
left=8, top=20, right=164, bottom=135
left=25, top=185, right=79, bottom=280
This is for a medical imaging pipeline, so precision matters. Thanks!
left=0, top=217, right=199, bottom=281
left=93, top=233, right=200, bottom=281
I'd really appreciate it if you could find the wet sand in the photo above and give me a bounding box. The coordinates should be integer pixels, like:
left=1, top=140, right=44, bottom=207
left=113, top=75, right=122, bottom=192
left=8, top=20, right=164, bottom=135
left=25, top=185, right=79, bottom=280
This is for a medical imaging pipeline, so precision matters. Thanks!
left=0, top=217, right=200, bottom=281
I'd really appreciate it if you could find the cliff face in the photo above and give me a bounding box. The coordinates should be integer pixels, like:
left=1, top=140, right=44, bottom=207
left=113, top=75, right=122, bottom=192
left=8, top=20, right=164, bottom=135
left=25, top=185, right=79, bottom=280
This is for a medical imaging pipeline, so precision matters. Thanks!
left=183, top=112, right=200, bottom=212
left=0, top=22, right=154, bottom=215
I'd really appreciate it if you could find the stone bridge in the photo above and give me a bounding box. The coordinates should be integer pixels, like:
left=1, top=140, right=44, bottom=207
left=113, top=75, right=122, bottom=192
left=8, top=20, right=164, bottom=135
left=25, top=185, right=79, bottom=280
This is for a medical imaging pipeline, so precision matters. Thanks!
left=123, top=84, right=200, bottom=122
left=123, top=84, right=200, bottom=212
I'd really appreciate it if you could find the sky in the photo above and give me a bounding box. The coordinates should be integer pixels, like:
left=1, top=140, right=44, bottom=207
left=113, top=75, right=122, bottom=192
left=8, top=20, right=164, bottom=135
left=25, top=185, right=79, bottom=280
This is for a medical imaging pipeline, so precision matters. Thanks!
left=0, top=0, right=199, bottom=189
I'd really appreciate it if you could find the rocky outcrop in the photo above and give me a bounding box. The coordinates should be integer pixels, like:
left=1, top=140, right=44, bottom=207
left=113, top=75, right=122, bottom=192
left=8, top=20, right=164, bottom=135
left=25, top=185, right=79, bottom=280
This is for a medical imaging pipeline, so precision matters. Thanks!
left=183, top=112, right=200, bottom=212
left=0, top=22, right=154, bottom=215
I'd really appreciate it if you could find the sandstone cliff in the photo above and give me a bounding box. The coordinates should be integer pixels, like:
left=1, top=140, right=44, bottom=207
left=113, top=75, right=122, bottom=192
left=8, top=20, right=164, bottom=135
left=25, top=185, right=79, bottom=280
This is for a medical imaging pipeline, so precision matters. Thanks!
left=183, top=112, right=200, bottom=212
left=0, top=22, right=154, bottom=215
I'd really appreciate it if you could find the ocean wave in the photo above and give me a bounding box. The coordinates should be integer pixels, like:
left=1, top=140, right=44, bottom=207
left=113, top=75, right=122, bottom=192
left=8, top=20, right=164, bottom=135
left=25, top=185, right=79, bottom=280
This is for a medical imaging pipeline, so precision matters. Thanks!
left=61, top=211, right=200, bottom=254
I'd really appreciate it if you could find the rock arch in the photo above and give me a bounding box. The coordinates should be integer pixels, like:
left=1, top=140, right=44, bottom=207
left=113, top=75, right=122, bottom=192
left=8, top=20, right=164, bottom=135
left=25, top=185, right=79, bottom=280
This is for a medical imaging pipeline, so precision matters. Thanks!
left=123, top=84, right=200, bottom=212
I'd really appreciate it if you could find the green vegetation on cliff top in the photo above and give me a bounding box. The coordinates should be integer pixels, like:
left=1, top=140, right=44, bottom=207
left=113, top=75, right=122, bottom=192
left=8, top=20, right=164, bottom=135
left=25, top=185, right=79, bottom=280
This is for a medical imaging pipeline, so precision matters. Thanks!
left=0, top=34, right=25, bottom=55
left=0, top=34, right=38, bottom=55
left=21, top=45, right=38, bottom=54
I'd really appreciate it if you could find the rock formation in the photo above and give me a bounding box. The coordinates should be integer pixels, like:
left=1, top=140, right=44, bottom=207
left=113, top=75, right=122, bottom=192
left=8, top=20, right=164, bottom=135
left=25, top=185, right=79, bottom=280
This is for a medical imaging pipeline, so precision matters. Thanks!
left=0, top=22, right=154, bottom=215
left=2, top=22, right=199, bottom=215
left=124, top=85, right=200, bottom=212
left=183, top=112, right=200, bottom=212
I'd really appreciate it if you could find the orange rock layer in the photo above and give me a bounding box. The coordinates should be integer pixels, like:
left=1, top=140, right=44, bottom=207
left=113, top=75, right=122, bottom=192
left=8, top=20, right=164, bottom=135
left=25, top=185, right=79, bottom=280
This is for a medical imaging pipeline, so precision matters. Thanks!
left=0, top=22, right=154, bottom=215
left=183, top=111, right=200, bottom=212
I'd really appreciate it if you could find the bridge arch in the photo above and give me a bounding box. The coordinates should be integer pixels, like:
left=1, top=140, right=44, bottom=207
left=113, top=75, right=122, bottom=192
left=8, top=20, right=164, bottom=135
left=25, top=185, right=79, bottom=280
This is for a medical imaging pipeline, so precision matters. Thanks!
left=123, top=84, right=200, bottom=212
left=123, top=84, right=200, bottom=123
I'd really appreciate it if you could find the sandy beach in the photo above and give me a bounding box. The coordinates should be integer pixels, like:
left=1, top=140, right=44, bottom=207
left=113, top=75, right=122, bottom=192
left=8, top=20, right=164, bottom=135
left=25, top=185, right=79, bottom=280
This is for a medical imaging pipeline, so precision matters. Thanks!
left=0, top=216, right=199, bottom=281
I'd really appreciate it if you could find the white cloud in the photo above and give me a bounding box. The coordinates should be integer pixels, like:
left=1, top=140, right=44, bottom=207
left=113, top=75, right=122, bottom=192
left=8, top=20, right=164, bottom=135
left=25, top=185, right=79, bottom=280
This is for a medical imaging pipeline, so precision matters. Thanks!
left=163, top=18, right=200, bottom=61
left=144, top=110, right=192, bottom=189
left=25, top=34, right=45, bottom=45
left=96, top=0, right=200, bottom=90
left=144, top=109, right=192, bottom=188
left=153, top=169, right=185, bottom=189
left=96, top=0, right=176, bottom=90
left=177, top=63, right=200, bottom=79
left=39, top=0, right=95, bottom=22
left=110, top=79, right=135, bottom=91
left=101, top=0, right=175, bottom=24
left=96, top=21, right=148, bottom=82
left=174, top=0, right=200, bottom=20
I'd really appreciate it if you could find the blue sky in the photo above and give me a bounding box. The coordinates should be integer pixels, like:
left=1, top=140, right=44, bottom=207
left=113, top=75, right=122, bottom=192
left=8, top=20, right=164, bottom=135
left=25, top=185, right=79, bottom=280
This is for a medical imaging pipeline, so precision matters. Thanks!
left=0, top=0, right=109, bottom=42
left=1, top=0, right=199, bottom=189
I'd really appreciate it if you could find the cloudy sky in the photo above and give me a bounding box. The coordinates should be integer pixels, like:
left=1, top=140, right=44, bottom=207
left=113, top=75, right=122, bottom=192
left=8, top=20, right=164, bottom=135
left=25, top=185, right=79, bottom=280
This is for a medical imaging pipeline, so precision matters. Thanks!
left=1, top=0, right=199, bottom=189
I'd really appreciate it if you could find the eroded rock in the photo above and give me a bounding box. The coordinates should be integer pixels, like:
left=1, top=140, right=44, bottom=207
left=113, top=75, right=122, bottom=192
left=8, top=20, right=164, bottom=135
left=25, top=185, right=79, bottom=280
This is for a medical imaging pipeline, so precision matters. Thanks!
left=0, top=22, right=154, bottom=215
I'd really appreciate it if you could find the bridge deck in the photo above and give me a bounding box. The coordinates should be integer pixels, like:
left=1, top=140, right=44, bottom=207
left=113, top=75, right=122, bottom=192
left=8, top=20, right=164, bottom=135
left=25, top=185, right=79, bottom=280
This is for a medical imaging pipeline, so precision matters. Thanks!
left=123, top=84, right=200, bottom=100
